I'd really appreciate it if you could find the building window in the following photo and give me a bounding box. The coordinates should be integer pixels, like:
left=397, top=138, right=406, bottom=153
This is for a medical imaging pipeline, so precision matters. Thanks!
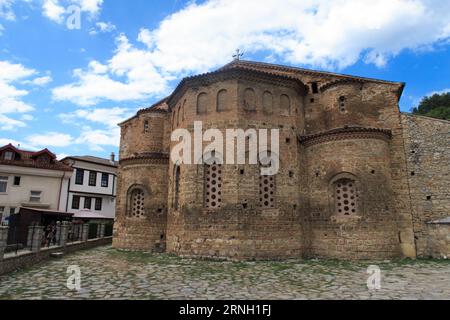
left=130, top=189, right=145, bottom=218
left=95, top=198, right=103, bottom=211
left=173, top=166, right=180, bottom=210
left=339, top=96, right=346, bottom=113
left=30, top=191, right=42, bottom=203
left=84, top=197, right=92, bottom=210
left=280, top=94, right=291, bottom=116
left=197, top=92, right=208, bottom=114
left=9, top=207, right=16, bottom=215
left=89, top=171, right=97, bottom=186
left=243, top=88, right=256, bottom=111
left=101, top=173, right=109, bottom=188
left=259, top=174, right=276, bottom=208
left=13, top=176, right=21, bottom=186
left=334, top=179, right=357, bottom=216
left=144, top=120, right=150, bottom=133
left=72, top=196, right=80, bottom=209
left=0, top=176, right=8, bottom=193
left=217, top=89, right=229, bottom=112
left=75, top=169, right=84, bottom=185
left=311, top=82, right=319, bottom=94
left=204, top=162, right=222, bottom=209
left=4, top=151, right=13, bottom=160
left=0, top=206, right=4, bottom=222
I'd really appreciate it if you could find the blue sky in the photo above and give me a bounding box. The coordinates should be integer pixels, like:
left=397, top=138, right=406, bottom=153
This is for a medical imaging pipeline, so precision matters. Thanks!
left=0, top=0, right=449, bottom=159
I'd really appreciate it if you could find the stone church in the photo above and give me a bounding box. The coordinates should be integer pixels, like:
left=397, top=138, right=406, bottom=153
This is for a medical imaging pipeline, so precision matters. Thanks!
left=113, top=60, right=450, bottom=260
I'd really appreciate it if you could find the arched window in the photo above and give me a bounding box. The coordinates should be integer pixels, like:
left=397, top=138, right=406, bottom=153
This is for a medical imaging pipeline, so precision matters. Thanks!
left=339, top=96, right=346, bottom=113
left=280, top=94, right=291, bottom=116
left=204, top=161, right=222, bottom=209
left=129, top=188, right=146, bottom=218
left=262, top=91, right=273, bottom=114
left=243, top=88, right=256, bottom=111
left=177, top=106, right=181, bottom=125
left=197, top=92, right=208, bottom=114
left=334, top=178, right=357, bottom=216
left=217, top=89, right=229, bottom=112
left=173, top=166, right=180, bottom=210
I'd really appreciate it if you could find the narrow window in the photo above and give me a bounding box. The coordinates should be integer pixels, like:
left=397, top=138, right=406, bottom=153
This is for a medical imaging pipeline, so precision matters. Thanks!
left=144, top=120, right=150, bottom=133
left=13, top=176, right=21, bottom=186
left=259, top=171, right=276, bottom=209
left=72, top=196, right=80, bottom=209
left=311, top=82, right=319, bottom=94
left=30, top=191, right=42, bottom=203
left=335, top=179, right=357, bottom=216
left=339, top=96, right=346, bottom=113
left=89, top=171, right=97, bottom=186
left=280, top=94, right=291, bottom=116
left=174, top=166, right=180, bottom=210
left=263, top=91, right=274, bottom=114
left=204, top=162, right=222, bottom=209
left=84, top=197, right=92, bottom=210
left=95, top=198, right=103, bottom=211
left=217, top=89, right=229, bottom=112
left=130, top=189, right=145, bottom=218
left=243, top=88, right=256, bottom=111
left=101, top=173, right=109, bottom=188
left=0, top=176, right=8, bottom=193
left=197, top=92, right=208, bottom=114
left=75, top=169, right=84, bottom=185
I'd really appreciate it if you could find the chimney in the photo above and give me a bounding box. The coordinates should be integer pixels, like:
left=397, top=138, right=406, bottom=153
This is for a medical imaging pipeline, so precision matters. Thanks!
left=110, top=152, right=115, bottom=162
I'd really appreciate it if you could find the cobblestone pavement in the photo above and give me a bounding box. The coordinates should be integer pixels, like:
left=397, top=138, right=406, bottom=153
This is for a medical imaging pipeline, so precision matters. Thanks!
left=0, top=246, right=449, bottom=300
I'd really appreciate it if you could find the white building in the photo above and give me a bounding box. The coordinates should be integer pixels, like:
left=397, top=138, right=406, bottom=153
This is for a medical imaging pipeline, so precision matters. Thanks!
left=0, top=144, right=72, bottom=223
left=62, top=154, right=118, bottom=220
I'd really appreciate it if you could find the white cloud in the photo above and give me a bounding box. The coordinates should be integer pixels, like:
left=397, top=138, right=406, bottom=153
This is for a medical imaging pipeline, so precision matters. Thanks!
left=22, top=75, right=53, bottom=86
left=59, top=107, right=133, bottom=128
left=52, top=0, right=450, bottom=106
left=42, top=0, right=65, bottom=23
left=0, top=0, right=15, bottom=21
left=89, top=21, right=115, bottom=35
left=0, top=137, right=36, bottom=150
left=75, top=127, right=120, bottom=152
left=0, top=114, right=26, bottom=130
left=42, top=0, right=103, bottom=24
left=26, top=131, right=74, bottom=147
left=52, top=34, right=169, bottom=106
left=0, top=60, right=36, bottom=114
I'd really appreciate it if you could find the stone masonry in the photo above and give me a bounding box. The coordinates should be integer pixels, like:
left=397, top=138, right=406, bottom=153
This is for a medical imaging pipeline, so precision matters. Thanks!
left=113, top=60, right=450, bottom=261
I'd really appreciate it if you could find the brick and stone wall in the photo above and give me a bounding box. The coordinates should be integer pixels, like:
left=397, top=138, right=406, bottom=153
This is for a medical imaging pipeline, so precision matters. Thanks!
left=401, top=114, right=450, bottom=257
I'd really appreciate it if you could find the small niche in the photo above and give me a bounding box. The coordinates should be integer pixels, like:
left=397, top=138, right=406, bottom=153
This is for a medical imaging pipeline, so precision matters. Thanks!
left=371, top=170, right=375, bottom=174
left=242, top=203, right=248, bottom=209
left=240, top=169, right=245, bottom=175
left=289, top=171, right=294, bottom=178
left=310, top=98, right=315, bottom=103
left=411, top=171, right=415, bottom=176
left=160, top=234, right=165, bottom=240
left=311, top=82, right=319, bottom=94
left=157, top=208, right=163, bottom=213
left=426, top=196, right=432, bottom=201
left=286, top=138, right=291, bottom=144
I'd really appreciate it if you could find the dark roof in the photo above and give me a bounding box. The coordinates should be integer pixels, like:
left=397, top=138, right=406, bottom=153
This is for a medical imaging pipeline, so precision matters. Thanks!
left=0, top=144, right=72, bottom=172
left=63, top=156, right=118, bottom=168
left=20, top=207, right=74, bottom=218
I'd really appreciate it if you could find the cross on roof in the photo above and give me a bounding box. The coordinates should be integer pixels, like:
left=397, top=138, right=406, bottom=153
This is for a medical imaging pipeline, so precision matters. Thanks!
left=233, top=49, right=244, bottom=61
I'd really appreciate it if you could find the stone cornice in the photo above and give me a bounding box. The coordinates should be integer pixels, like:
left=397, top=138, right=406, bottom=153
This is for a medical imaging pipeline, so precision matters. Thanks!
left=299, top=127, right=392, bottom=147
left=119, top=153, right=170, bottom=166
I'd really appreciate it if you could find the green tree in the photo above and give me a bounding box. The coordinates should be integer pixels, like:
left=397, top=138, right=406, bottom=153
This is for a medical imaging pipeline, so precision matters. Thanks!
left=412, top=92, right=450, bottom=120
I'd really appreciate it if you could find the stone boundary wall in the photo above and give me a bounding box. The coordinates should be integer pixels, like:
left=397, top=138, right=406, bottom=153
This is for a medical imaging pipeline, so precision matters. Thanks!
left=425, top=223, right=449, bottom=259
left=0, top=237, right=112, bottom=276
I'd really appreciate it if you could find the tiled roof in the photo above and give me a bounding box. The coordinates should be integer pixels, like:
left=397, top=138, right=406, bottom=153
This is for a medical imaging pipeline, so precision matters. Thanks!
left=0, top=144, right=72, bottom=172
left=63, top=156, right=118, bottom=168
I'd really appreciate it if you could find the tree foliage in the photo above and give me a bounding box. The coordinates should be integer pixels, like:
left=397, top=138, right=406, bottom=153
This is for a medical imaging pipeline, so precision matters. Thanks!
left=412, top=92, right=450, bottom=120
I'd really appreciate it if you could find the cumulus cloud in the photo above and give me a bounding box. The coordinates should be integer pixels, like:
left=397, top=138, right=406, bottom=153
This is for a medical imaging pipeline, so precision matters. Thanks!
left=52, top=0, right=450, bottom=106
left=0, top=114, right=26, bottom=130
left=22, top=75, right=53, bottom=86
left=42, top=0, right=103, bottom=23
left=26, top=131, right=74, bottom=147
left=52, top=34, right=169, bottom=106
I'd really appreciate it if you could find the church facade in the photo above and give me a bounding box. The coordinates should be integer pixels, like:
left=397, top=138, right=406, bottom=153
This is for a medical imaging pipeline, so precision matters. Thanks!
left=112, top=60, right=450, bottom=260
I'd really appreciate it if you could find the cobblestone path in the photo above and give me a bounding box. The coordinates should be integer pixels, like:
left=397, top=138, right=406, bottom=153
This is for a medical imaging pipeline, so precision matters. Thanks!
left=0, top=246, right=449, bottom=300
